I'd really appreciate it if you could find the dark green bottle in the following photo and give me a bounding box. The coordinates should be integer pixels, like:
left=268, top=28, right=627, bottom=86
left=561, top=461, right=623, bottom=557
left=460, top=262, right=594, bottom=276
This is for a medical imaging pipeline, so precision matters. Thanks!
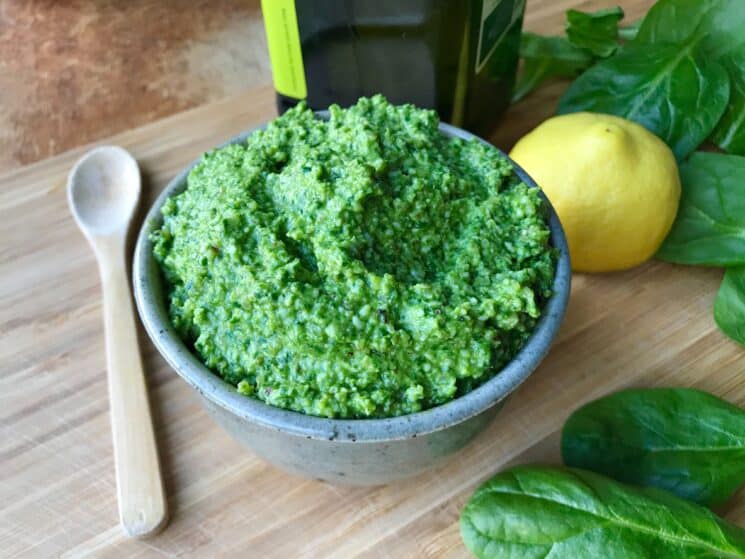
left=261, top=0, right=525, bottom=137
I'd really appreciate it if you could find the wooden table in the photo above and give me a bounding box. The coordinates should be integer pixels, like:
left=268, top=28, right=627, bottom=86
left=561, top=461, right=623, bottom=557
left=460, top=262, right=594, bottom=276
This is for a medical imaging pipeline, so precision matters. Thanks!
left=2, top=2, right=743, bottom=557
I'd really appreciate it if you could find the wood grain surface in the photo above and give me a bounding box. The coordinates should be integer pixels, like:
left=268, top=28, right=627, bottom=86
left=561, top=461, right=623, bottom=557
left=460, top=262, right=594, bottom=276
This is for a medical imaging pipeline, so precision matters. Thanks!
left=2, top=1, right=744, bottom=557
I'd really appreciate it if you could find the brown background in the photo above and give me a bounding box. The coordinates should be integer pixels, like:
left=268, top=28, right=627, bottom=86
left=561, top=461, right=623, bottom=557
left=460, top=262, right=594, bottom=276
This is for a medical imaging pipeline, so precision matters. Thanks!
left=0, top=0, right=269, bottom=172
left=0, top=0, right=645, bottom=172
left=2, top=1, right=743, bottom=558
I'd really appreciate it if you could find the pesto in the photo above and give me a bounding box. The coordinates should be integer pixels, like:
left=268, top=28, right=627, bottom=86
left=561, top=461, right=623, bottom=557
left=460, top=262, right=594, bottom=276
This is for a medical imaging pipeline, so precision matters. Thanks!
left=152, top=96, right=555, bottom=418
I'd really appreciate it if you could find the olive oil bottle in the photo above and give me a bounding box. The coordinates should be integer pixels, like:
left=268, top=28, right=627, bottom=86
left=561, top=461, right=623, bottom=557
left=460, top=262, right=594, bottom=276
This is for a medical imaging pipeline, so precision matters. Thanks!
left=261, top=0, right=525, bottom=137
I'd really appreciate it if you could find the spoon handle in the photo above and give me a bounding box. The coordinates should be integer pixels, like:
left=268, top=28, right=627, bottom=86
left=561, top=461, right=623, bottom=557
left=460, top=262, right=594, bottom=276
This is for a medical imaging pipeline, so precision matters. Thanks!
left=99, top=240, right=168, bottom=537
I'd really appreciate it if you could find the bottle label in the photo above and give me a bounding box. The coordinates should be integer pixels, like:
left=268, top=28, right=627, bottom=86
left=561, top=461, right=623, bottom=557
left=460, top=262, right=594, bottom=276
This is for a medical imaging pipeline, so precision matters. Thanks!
left=476, top=0, right=525, bottom=72
left=261, top=0, right=307, bottom=99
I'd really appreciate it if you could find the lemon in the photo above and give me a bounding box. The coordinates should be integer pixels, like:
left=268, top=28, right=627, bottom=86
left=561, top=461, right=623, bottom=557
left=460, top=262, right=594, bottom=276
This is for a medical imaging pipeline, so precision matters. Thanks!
left=510, top=112, right=681, bottom=272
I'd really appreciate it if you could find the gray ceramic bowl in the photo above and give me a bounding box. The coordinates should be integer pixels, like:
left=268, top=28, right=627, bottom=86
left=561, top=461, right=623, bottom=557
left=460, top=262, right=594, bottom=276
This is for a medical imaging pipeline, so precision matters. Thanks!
left=133, top=117, right=571, bottom=486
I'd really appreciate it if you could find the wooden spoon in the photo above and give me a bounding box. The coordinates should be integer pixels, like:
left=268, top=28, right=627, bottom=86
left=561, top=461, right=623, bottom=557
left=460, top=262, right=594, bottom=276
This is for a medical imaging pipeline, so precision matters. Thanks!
left=67, top=146, right=168, bottom=538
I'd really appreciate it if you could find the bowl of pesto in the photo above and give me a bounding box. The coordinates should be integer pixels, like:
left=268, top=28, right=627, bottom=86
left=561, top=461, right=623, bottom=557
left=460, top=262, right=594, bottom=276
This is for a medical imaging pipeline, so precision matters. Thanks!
left=133, top=95, right=570, bottom=485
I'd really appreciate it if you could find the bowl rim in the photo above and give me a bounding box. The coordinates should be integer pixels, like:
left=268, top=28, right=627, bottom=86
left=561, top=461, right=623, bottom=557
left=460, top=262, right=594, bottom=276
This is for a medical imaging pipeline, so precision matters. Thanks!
left=133, top=114, right=571, bottom=443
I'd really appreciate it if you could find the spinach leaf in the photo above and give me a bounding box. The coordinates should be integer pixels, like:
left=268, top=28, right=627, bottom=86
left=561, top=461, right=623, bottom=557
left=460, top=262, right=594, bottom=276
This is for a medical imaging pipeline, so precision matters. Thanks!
left=565, top=7, right=624, bottom=58
left=558, top=41, right=729, bottom=159
left=658, top=152, right=745, bottom=266
left=561, top=388, right=745, bottom=507
left=618, top=19, right=642, bottom=42
left=460, top=466, right=745, bottom=559
left=635, top=0, right=745, bottom=59
left=512, top=34, right=594, bottom=103
left=715, top=267, right=745, bottom=346
left=712, top=50, right=745, bottom=156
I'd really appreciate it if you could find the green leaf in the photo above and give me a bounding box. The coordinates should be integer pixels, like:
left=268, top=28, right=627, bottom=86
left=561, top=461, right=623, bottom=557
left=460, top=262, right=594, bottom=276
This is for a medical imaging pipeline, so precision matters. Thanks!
left=712, top=50, right=745, bottom=155
left=658, top=152, right=745, bottom=266
left=561, top=388, right=745, bottom=507
left=512, top=34, right=594, bottom=103
left=635, top=0, right=745, bottom=59
left=460, top=466, right=745, bottom=559
left=618, top=19, right=642, bottom=42
left=558, top=41, right=730, bottom=159
left=715, top=266, right=745, bottom=346
left=565, top=6, right=624, bottom=58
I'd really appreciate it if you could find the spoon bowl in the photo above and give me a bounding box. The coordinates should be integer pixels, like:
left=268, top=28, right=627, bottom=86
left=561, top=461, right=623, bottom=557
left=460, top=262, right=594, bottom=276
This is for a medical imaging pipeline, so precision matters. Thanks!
left=68, top=146, right=141, bottom=238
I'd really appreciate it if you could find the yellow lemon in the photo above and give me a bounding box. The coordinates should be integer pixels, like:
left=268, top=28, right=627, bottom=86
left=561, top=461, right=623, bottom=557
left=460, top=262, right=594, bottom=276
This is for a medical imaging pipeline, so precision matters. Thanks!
left=510, top=112, right=681, bottom=272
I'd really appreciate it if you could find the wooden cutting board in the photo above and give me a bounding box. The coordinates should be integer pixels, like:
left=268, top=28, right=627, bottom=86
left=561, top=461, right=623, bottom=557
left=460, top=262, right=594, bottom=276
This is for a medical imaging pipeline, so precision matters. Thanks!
left=2, top=3, right=744, bottom=557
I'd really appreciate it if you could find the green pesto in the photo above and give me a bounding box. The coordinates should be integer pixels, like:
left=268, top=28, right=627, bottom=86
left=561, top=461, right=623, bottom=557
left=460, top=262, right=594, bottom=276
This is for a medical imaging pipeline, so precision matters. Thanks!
left=152, top=96, right=555, bottom=419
